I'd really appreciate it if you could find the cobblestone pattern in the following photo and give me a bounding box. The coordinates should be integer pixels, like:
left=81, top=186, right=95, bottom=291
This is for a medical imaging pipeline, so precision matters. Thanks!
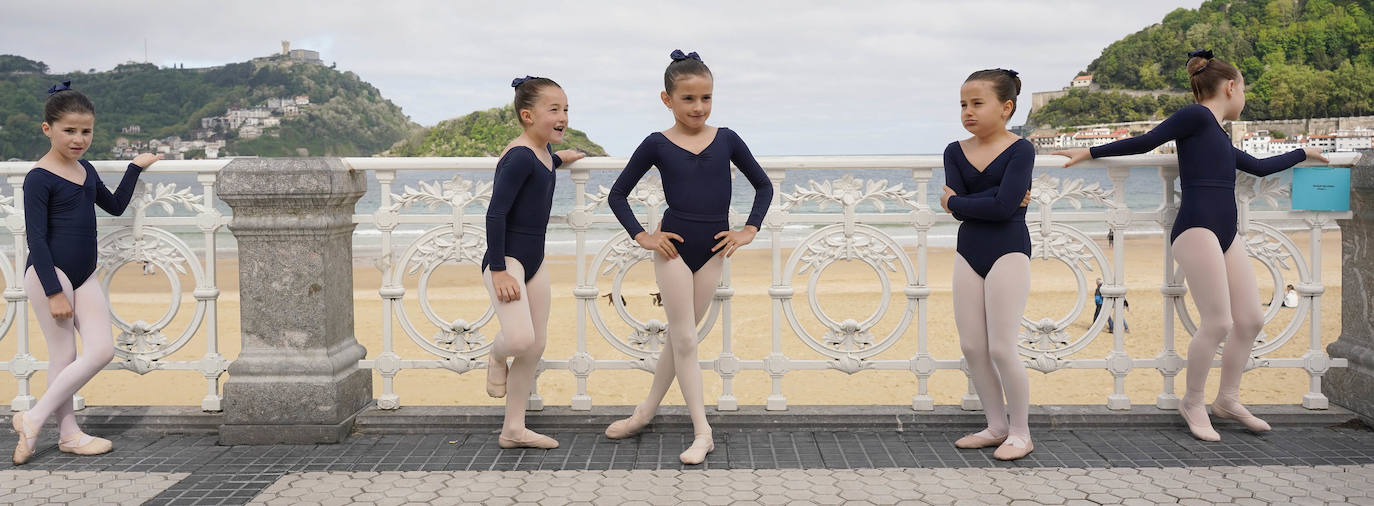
left=0, top=470, right=188, bottom=505
left=246, top=464, right=1374, bottom=506
left=1, top=426, right=1371, bottom=505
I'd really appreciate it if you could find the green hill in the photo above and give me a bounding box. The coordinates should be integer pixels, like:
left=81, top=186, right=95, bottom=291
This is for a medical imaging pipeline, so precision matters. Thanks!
left=385, top=104, right=607, bottom=157
left=0, top=54, right=417, bottom=159
left=1030, top=0, right=1374, bottom=126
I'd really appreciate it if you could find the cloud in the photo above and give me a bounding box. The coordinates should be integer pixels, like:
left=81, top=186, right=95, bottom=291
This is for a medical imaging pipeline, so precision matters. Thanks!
left=2, top=0, right=1198, bottom=155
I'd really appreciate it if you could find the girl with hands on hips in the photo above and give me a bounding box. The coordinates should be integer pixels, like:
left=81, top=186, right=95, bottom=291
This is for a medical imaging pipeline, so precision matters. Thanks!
left=605, top=50, right=773, bottom=465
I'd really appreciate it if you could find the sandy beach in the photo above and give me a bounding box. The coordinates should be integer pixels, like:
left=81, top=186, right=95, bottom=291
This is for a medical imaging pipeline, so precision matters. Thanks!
left=0, top=230, right=1345, bottom=409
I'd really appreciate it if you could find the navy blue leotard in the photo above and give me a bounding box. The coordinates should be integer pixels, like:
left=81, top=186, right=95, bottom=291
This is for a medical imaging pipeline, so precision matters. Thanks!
left=481, top=145, right=562, bottom=281
left=944, top=139, right=1035, bottom=279
left=608, top=127, right=773, bottom=272
left=1090, top=104, right=1306, bottom=252
left=25, top=160, right=143, bottom=296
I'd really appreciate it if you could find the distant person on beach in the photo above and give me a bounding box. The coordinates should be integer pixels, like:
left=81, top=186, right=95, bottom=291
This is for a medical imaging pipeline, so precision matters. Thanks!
left=603, top=50, right=773, bottom=465
left=1283, top=284, right=1298, bottom=308
left=480, top=76, right=585, bottom=450
left=1107, top=297, right=1130, bottom=333
left=1094, top=278, right=1104, bottom=322
left=13, top=82, right=160, bottom=465
left=1055, top=49, right=1327, bottom=442
left=940, top=68, right=1035, bottom=461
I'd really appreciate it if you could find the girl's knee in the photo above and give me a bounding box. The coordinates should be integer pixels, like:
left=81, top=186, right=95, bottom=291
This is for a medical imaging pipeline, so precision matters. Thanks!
left=1199, top=316, right=1234, bottom=341
left=669, top=331, right=698, bottom=358
left=1231, top=314, right=1264, bottom=340
left=988, top=345, right=1022, bottom=367
left=517, top=341, right=547, bottom=359
left=501, top=330, right=538, bottom=357
left=960, top=341, right=988, bottom=359
left=81, top=343, right=116, bottom=366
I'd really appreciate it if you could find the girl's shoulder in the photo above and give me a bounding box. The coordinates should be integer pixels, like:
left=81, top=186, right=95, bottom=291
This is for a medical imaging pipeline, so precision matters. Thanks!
left=496, top=144, right=542, bottom=169
left=636, top=131, right=670, bottom=150
left=498, top=143, right=542, bottom=161
left=717, top=126, right=743, bottom=143
left=1172, top=103, right=1212, bottom=120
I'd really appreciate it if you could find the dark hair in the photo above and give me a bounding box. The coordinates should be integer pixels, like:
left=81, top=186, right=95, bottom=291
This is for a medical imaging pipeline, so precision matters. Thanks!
left=44, top=87, right=95, bottom=124
left=512, top=77, right=561, bottom=126
left=1186, top=54, right=1240, bottom=101
left=664, top=51, right=712, bottom=95
left=964, top=69, right=1022, bottom=117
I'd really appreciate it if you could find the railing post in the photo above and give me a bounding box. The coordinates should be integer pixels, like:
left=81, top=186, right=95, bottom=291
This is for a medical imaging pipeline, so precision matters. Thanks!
left=215, top=157, right=370, bottom=444
left=568, top=166, right=595, bottom=411
left=1325, top=150, right=1374, bottom=421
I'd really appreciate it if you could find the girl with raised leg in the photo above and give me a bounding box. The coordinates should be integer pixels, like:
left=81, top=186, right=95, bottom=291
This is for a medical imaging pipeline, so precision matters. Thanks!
left=481, top=76, right=585, bottom=449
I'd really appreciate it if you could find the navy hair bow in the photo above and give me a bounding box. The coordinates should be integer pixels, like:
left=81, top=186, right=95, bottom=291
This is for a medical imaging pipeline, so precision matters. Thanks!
left=670, top=50, right=701, bottom=62
left=47, top=81, right=72, bottom=95
left=1188, top=49, right=1214, bottom=75
left=997, top=68, right=1019, bottom=78
left=511, top=75, right=539, bottom=88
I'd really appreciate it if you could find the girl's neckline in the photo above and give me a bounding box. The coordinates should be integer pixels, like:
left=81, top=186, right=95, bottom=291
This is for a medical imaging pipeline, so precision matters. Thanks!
left=33, top=164, right=88, bottom=187
left=658, top=127, right=722, bottom=156
left=506, top=145, right=554, bottom=172
left=956, top=138, right=1022, bottom=173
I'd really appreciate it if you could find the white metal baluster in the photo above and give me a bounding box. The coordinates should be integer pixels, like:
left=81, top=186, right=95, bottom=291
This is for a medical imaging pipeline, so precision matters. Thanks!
left=570, top=167, right=595, bottom=410
left=197, top=173, right=227, bottom=411
left=1156, top=166, right=1183, bottom=409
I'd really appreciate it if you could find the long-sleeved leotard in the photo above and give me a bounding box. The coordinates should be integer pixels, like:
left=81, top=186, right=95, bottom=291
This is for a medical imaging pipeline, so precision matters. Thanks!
left=608, top=127, right=773, bottom=272
left=1089, top=104, right=1306, bottom=251
left=481, top=145, right=563, bottom=281
left=25, top=160, right=142, bottom=296
left=944, top=139, right=1035, bottom=278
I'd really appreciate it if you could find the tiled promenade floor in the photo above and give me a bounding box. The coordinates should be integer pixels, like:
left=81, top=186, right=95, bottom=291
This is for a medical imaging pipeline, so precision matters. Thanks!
left=1, top=425, right=1372, bottom=505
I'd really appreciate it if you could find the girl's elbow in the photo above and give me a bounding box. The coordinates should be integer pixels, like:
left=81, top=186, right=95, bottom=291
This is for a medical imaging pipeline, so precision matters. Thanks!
left=989, top=205, right=1019, bottom=220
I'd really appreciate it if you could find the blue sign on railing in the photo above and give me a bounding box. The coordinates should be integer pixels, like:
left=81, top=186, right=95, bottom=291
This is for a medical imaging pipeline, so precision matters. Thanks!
left=1292, top=166, right=1351, bottom=211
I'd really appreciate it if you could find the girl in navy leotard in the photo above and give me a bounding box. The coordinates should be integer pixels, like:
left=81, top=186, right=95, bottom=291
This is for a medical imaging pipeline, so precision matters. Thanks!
left=1056, top=51, right=1326, bottom=441
left=481, top=77, right=585, bottom=450
left=940, top=69, right=1036, bottom=461
left=12, top=83, right=160, bottom=465
left=603, top=50, right=773, bottom=465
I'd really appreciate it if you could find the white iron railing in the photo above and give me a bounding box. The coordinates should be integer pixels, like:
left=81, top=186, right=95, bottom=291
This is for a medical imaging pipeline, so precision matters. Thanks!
left=345, top=152, right=1356, bottom=412
left=0, top=159, right=231, bottom=411
left=0, top=153, right=1356, bottom=412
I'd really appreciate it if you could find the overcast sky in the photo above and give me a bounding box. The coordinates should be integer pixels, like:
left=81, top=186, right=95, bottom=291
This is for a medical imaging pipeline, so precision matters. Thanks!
left=2, top=1, right=1198, bottom=155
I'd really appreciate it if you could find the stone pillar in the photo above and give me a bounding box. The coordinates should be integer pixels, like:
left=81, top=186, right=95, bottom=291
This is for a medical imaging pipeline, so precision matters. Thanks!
left=1326, top=150, right=1374, bottom=422
left=215, top=157, right=371, bottom=444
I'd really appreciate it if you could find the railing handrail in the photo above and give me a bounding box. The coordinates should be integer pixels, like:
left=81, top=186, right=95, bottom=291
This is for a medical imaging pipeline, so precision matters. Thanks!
left=1, top=151, right=1355, bottom=176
